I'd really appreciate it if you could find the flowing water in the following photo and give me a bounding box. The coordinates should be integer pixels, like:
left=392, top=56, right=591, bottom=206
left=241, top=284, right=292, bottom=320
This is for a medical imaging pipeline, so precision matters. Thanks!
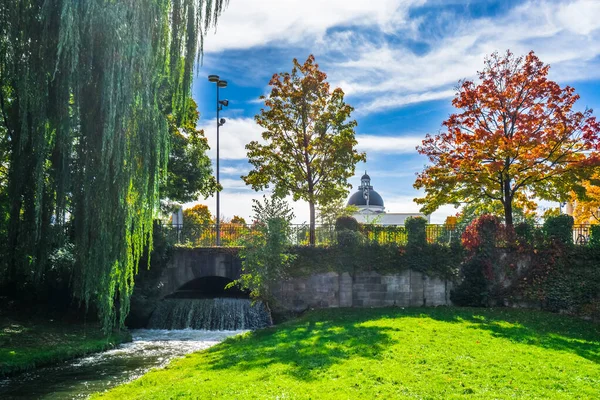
left=0, top=298, right=271, bottom=399
left=148, top=298, right=271, bottom=330
left=0, top=329, right=244, bottom=399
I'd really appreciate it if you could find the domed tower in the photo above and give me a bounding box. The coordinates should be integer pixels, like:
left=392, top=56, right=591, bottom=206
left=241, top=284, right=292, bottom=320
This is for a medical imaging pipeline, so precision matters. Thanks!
left=347, top=172, right=385, bottom=214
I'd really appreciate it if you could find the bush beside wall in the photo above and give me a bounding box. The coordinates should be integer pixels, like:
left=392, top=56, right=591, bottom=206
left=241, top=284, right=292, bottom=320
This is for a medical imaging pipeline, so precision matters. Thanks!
left=450, top=214, right=599, bottom=319
left=288, top=241, right=462, bottom=280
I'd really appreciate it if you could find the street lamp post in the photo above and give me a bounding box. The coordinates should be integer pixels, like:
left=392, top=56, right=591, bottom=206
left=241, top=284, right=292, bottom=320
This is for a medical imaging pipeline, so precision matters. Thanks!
left=208, top=75, right=228, bottom=246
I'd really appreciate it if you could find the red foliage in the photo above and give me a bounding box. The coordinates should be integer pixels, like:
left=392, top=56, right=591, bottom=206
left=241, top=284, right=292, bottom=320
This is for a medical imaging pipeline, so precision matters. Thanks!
left=415, top=50, right=600, bottom=225
left=461, top=214, right=503, bottom=252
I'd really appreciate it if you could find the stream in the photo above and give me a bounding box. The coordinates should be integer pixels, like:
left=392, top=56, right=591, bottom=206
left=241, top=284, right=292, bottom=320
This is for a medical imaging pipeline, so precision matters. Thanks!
left=0, top=328, right=245, bottom=399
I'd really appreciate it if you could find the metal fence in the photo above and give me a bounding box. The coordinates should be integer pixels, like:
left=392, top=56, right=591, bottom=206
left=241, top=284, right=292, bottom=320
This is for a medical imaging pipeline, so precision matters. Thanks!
left=573, top=224, right=594, bottom=245
left=160, top=223, right=337, bottom=247
left=158, top=221, right=598, bottom=248
left=158, top=222, right=464, bottom=247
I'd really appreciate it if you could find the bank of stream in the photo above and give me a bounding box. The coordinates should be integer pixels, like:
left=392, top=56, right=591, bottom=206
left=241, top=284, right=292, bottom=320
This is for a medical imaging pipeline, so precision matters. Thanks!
left=0, top=328, right=245, bottom=399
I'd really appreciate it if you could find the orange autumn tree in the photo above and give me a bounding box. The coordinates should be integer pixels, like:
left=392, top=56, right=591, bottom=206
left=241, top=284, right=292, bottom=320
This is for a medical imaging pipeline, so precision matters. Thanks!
left=220, top=216, right=249, bottom=245
left=415, top=51, right=600, bottom=226
left=182, top=204, right=214, bottom=245
left=571, top=174, right=600, bottom=224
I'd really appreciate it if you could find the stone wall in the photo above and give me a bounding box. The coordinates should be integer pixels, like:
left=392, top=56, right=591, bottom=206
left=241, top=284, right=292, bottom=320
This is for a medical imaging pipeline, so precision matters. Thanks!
left=272, top=270, right=452, bottom=312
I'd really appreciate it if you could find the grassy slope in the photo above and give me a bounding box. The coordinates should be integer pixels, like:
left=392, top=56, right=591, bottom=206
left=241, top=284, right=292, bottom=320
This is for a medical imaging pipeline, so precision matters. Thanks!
left=0, top=317, right=129, bottom=376
left=96, top=308, right=600, bottom=400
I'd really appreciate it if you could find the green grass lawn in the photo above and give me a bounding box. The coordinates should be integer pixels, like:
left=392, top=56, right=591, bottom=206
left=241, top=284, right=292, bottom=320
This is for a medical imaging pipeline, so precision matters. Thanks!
left=96, top=307, right=600, bottom=399
left=0, top=317, right=129, bottom=376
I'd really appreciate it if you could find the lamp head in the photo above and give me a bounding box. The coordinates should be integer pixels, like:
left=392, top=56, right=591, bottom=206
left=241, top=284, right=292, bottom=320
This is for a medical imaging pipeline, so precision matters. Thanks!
left=208, top=74, right=220, bottom=82
left=219, top=118, right=226, bottom=126
left=218, top=80, right=228, bottom=88
left=219, top=99, right=229, bottom=107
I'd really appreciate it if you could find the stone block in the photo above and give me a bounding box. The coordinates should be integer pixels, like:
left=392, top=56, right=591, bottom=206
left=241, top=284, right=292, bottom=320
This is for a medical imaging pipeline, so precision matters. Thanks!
left=369, top=292, right=386, bottom=300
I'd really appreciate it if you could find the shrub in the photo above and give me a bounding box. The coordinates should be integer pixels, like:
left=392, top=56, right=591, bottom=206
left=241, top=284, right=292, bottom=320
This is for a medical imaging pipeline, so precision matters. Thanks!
left=454, top=215, right=514, bottom=306
left=405, top=217, right=427, bottom=247
left=336, top=229, right=364, bottom=248
left=231, top=197, right=296, bottom=310
left=514, top=222, right=533, bottom=248
left=450, top=257, right=488, bottom=307
left=520, top=246, right=600, bottom=319
left=335, top=216, right=358, bottom=232
left=589, top=225, right=600, bottom=248
left=543, top=214, right=574, bottom=245
left=461, top=214, right=502, bottom=252
left=288, top=241, right=460, bottom=279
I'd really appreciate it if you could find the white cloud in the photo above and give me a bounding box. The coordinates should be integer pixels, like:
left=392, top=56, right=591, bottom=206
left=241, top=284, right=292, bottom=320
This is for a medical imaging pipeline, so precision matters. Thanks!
left=202, top=1, right=600, bottom=113
left=201, top=119, right=426, bottom=159
left=329, top=0, right=600, bottom=112
left=556, top=0, right=600, bottom=36
left=356, top=90, right=456, bottom=113
left=218, top=178, right=251, bottom=190
left=199, top=117, right=263, bottom=160
left=221, top=166, right=250, bottom=175
left=204, top=0, right=424, bottom=52
left=357, top=134, right=423, bottom=154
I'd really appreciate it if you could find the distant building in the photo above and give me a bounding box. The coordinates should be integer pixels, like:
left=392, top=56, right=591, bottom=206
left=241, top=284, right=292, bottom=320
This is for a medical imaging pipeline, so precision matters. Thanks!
left=347, top=172, right=429, bottom=225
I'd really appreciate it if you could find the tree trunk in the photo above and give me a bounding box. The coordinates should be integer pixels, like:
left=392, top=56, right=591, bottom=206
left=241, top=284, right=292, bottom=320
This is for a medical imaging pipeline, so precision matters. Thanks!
left=503, top=197, right=513, bottom=226
left=309, top=201, right=316, bottom=246
left=5, top=118, right=24, bottom=290
left=503, top=173, right=513, bottom=226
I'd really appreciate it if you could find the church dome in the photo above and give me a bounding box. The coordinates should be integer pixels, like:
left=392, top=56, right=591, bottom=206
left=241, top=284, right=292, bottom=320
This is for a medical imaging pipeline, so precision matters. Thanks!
left=347, top=171, right=384, bottom=208
left=347, top=190, right=384, bottom=207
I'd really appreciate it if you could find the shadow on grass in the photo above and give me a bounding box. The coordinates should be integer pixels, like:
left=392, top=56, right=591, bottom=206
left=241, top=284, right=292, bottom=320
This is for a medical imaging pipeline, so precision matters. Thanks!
left=204, top=310, right=395, bottom=381
left=398, top=307, right=600, bottom=365
left=202, top=307, right=598, bottom=382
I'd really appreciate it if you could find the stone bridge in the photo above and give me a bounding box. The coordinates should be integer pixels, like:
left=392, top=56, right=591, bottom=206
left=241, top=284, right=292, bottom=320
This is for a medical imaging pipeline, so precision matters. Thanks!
left=128, top=247, right=453, bottom=327
left=156, top=248, right=242, bottom=298
left=155, top=247, right=452, bottom=308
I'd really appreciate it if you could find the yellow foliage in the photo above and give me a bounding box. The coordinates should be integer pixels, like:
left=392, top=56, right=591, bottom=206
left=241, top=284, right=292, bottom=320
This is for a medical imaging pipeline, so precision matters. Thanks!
left=571, top=173, right=600, bottom=224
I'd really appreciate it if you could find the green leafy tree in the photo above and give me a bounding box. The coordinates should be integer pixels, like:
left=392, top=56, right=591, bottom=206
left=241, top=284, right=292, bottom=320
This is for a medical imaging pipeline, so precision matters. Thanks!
left=317, top=198, right=358, bottom=226
left=243, top=55, right=366, bottom=245
left=163, top=99, right=219, bottom=203
left=318, top=199, right=358, bottom=244
left=0, top=0, right=229, bottom=331
left=230, top=196, right=295, bottom=315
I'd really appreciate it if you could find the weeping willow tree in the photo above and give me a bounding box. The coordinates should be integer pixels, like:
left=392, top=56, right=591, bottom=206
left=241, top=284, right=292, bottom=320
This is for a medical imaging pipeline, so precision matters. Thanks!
left=0, top=0, right=229, bottom=331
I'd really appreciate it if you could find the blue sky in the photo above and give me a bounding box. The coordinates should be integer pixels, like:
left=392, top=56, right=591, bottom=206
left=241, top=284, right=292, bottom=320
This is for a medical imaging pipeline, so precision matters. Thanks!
left=188, top=0, right=600, bottom=224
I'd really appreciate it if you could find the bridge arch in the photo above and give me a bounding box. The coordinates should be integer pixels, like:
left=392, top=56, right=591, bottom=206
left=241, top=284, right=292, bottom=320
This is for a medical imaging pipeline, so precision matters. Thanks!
left=157, top=248, right=242, bottom=298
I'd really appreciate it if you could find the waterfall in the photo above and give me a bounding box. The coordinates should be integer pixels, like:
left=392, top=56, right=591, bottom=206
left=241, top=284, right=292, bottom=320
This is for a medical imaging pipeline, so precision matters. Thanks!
left=147, top=298, right=271, bottom=330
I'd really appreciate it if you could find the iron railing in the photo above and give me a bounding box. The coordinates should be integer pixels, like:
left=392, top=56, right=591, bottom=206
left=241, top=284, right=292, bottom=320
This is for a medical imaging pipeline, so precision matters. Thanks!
left=157, top=221, right=597, bottom=247
left=160, top=223, right=338, bottom=247
left=573, top=224, right=593, bottom=245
